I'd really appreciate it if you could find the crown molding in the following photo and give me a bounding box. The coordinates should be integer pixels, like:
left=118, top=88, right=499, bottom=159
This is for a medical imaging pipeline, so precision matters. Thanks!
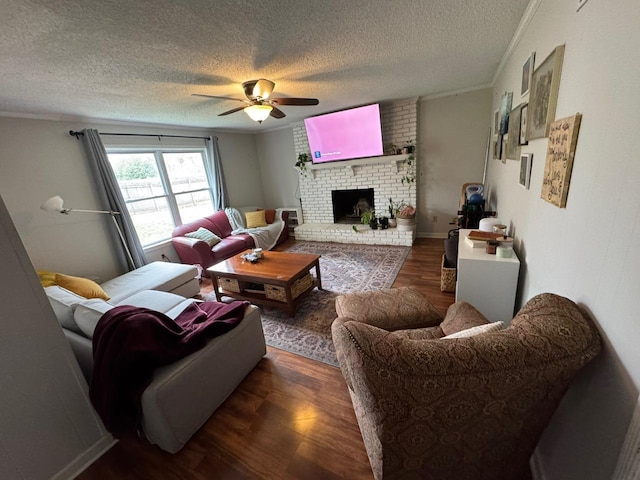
left=492, top=0, right=544, bottom=85
left=420, top=84, right=493, bottom=102
left=0, top=110, right=257, bottom=135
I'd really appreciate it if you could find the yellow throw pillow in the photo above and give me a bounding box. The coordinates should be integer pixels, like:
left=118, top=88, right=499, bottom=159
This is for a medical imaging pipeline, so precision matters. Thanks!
left=245, top=210, right=267, bottom=228
left=37, top=270, right=57, bottom=287
left=54, top=273, right=110, bottom=300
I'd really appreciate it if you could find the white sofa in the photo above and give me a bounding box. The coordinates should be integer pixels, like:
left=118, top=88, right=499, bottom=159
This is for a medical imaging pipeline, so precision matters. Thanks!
left=45, top=261, right=267, bottom=453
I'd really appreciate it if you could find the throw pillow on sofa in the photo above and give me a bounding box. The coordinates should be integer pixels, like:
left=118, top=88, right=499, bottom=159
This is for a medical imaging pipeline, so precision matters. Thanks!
left=37, top=270, right=57, bottom=287
left=257, top=208, right=277, bottom=224
left=440, top=301, right=491, bottom=336
left=55, top=273, right=110, bottom=300
left=74, top=298, right=114, bottom=338
left=442, top=321, right=504, bottom=339
left=185, top=227, right=222, bottom=246
left=245, top=210, right=267, bottom=228
left=45, top=285, right=88, bottom=332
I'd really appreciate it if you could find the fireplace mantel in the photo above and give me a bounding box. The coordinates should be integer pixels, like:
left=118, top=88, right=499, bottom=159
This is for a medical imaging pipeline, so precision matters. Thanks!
left=303, top=154, right=410, bottom=178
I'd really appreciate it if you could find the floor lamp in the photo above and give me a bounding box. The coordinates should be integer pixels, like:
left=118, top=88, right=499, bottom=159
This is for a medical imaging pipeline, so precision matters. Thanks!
left=41, top=195, right=135, bottom=267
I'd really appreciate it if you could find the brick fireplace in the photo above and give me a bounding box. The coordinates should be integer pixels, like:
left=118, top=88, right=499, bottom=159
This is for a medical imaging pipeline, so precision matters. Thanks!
left=291, top=98, right=418, bottom=246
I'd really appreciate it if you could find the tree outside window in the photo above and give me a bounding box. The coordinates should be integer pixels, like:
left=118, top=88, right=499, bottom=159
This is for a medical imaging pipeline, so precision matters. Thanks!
left=107, top=150, right=214, bottom=246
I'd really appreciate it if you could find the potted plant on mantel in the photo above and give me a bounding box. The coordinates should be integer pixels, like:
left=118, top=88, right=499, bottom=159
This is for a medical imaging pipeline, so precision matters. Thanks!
left=388, top=197, right=401, bottom=228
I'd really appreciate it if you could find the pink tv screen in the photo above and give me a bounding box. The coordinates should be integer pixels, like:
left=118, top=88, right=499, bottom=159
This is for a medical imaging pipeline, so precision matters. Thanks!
left=304, top=104, right=384, bottom=163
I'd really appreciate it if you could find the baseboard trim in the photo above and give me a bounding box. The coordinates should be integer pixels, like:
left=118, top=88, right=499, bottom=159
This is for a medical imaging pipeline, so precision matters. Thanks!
left=416, top=232, right=448, bottom=239
left=51, top=435, right=117, bottom=480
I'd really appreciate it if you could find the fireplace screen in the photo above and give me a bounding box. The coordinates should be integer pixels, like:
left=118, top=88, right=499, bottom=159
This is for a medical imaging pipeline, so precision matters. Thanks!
left=331, top=188, right=374, bottom=223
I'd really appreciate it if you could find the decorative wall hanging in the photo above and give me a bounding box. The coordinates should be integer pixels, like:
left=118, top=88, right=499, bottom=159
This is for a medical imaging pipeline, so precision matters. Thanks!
left=499, top=92, right=513, bottom=135
left=541, top=113, right=582, bottom=207
left=506, top=105, right=523, bottom=160
left=521, top=52, right=535, bottom=96
left=501, top=136, right=508, bottom=164
left=527, top=45, right=565, bottom=140
left=519, top=104, right=528, bottom=145
left=494, top=110, right=499, bottom=135
left=519, top=153, right=532, bottom=189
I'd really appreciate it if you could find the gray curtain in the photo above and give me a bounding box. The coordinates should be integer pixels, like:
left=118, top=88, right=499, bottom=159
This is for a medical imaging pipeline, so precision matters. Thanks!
left=206, top=136, right=229, bottom=210
left=81, top=129, right=146, bottom=271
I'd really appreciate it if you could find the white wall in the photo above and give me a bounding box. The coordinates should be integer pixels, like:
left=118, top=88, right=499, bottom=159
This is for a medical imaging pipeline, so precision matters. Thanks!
left=486, top=0, right=640, bottom=478
left=419, top=88, right=492, bottom=235
left=0, top=116, right=264, bottom=280
left=0, top=193, right=113, bottom=480
left=216, top=132, right=266, bottom=208
left=254, top=127, right=300, bottom=209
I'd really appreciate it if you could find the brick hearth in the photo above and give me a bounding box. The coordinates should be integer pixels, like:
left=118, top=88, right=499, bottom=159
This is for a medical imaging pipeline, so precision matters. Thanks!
left=294, top=223, right=414, bottom=246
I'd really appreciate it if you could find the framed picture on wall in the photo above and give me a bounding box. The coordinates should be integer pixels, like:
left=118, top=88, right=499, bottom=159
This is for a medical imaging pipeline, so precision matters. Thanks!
left=527, top=45, right=565, bottom=140
left=499, top=92, right=513, bottom=135
left=501, top=135, right=508, bottom=164
left=521, top=52, right=535, bottom=96
left=519, top=153, right=532, bottom=189
left=494, top=109, right=499, bottom=135
left=519, top=104, right=528, bottom=145
left=506, top=105, right=522, bottom=160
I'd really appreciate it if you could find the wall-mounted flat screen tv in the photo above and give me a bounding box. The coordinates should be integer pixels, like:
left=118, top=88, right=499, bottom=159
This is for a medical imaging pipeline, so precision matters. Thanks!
left=304, top=103, right=384, bottom=164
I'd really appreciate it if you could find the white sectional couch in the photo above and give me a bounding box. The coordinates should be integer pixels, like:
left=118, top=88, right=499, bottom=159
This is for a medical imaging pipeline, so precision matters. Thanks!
left=44, top=261, right=267, bottom=453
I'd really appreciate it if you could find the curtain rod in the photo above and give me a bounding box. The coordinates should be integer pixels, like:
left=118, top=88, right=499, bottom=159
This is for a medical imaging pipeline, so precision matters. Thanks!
left=69, top=130, right=211, bottom=141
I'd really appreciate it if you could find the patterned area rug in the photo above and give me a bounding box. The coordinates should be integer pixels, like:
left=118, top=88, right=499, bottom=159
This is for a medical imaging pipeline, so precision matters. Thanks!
left=207, top=242, right=410, bottom=366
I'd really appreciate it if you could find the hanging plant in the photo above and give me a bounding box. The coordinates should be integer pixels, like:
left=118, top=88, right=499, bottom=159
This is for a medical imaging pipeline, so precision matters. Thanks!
left=401, top=152, right=416, bottom=207
left=295, top=152, right=311, bottom=176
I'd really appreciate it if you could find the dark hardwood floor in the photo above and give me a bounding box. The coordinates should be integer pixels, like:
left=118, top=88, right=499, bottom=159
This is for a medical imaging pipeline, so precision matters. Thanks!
left=78, top=238, right=454, bottom=480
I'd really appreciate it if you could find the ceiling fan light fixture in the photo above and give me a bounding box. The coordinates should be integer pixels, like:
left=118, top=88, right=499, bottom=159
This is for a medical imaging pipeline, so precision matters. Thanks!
left=244, top=104, right=272, bottom=123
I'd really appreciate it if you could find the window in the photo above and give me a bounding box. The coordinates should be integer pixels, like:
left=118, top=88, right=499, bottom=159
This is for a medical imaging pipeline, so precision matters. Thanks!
left=107, top=150, right=214, bottom=246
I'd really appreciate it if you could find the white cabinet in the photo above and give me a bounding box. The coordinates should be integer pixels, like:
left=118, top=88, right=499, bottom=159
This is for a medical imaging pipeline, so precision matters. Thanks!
left=456, top=229, right=520, bottom=323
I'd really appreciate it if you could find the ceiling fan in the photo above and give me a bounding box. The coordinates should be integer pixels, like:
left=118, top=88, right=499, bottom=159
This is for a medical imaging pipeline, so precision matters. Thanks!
left=192, top=79, right=319, bottom=123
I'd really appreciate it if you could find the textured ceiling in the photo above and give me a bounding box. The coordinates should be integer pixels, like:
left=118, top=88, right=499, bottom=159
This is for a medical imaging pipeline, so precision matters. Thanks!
left=0, top=0, right=530, bottom=132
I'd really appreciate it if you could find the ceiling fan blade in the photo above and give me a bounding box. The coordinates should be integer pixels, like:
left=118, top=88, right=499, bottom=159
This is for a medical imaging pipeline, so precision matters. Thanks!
left=253, top=79, right=275, bottom=100
left=218, top=106, right=246, bottom=116
left=270, top=97, right=320, bottom=106
left=270, top=107, right=286, bottom=119
left=192, top=94, right=248, bottom=103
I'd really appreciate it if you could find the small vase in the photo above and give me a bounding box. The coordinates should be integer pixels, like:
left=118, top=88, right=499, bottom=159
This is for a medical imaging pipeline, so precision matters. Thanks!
left=369, top=219, right=378, bottom=230
left=388, top=218, right=397, bottom=228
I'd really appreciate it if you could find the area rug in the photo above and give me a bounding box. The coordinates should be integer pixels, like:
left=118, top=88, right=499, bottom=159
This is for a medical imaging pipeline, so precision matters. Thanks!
left=206, top=242, right=410, bottom=366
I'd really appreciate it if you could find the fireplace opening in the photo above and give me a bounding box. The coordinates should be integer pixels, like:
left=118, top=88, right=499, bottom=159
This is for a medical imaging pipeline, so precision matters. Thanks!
left=332, top=188, right=375, bottom=224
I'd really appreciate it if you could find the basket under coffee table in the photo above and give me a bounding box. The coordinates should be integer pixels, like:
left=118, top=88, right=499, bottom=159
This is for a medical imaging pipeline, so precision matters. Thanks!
left=207, top=250, right=322, bottom=317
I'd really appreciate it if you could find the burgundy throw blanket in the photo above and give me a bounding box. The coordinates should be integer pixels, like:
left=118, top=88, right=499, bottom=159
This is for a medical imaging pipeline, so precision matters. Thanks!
left=90, top=300, right=248, bottom=434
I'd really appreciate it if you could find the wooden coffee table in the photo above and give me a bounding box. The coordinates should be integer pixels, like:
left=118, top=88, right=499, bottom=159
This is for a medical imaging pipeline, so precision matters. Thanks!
left=207, top=250, right=322, bottom=317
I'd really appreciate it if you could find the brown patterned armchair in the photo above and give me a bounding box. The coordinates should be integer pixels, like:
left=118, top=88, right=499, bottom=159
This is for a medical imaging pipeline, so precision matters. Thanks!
left=332, top=288, right=601, bottom=480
